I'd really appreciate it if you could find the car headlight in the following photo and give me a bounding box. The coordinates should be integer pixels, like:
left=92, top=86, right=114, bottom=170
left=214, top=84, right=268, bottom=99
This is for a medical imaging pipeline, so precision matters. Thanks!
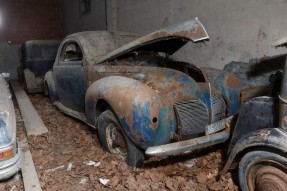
left=0, top=144, right=14, bottom=160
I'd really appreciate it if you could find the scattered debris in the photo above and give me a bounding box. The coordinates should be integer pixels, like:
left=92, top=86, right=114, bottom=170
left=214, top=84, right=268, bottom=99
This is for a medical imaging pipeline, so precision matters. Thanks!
left=66, top=162, right=73, bottom=171
left=185, top=158, right=197, bottom=168
left=45, top=165, right=65, bottom=173
left=83, top=161, right=101, bottom=167
left=9, top=185, right=16, bottom=191
left=99, top=178, right=109, bottom=185
left=79, top=177, right=89, bottom=185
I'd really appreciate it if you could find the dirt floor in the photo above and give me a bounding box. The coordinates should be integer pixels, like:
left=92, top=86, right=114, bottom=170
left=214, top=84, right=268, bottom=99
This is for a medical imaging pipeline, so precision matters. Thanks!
left=1, top=94, right=239, bottom=191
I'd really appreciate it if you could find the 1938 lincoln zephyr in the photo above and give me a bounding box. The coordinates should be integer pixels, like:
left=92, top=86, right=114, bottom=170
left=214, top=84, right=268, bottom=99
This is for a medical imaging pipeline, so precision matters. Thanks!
left=44, top=18, right=241, bottom=167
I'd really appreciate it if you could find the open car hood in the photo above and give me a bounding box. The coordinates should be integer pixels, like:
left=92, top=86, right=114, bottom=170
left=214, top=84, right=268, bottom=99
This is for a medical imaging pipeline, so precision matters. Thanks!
left=96, top=18, right=209, bottom=63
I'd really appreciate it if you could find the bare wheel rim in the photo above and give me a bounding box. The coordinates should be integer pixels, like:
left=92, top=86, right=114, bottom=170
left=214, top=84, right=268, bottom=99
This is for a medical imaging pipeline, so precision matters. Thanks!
left=247, top=161, right=287, bottom=191
left=106, top=123, right=127, bottom=159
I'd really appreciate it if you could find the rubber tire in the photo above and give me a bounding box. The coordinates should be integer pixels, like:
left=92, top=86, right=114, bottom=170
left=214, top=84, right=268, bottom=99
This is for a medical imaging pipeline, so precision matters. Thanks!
left=239, top=150, right=287, bottom=191
left=97, top=110, right=145, bottom=167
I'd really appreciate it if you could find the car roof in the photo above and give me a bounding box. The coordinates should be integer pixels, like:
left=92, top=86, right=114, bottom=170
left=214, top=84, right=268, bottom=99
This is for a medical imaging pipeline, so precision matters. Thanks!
left=65, top=31, right=141, bottom=62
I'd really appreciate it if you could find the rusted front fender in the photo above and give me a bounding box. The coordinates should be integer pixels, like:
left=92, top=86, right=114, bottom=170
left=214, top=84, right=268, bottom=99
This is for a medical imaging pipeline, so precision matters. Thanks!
left=220, top=128, right=287, bottom=175
left=85, top=76, right=177, bottom=149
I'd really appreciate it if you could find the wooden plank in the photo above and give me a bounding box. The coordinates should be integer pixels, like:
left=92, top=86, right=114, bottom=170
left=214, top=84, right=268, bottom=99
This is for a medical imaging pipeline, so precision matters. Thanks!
left=10, top=80, right=48, bottom=136
left=20, top=138, right=42, bottom=191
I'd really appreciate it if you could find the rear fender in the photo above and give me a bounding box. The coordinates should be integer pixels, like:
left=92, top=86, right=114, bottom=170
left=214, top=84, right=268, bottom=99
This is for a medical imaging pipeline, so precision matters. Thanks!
left=228, top=97, right=279, bottom=153
left=220, top=128, right=287, bottom=175
left=44, top=71, right=59, bottom=103
left=85, top=76, right=177, bottom=149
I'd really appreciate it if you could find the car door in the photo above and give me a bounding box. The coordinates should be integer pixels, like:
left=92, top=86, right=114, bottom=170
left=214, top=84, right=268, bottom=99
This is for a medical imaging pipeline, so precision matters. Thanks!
left=53, top=41, right=88, bottom=113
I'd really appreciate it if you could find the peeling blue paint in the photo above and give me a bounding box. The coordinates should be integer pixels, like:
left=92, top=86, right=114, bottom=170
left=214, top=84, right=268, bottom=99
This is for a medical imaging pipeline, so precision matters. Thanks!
left=117, top=100, right=176, bottom=149
left=199, top=88, right=212, bottom=109
left=168, top=92, right=176, bottom=99
left=132, top=101, right=153, bottom=144
left=153, top=107, right=177, bottom=146
left=210, top=72, right=240, bottom=115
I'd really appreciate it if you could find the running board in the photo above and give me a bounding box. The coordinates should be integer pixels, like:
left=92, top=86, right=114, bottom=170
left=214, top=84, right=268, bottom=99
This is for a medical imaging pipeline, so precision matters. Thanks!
left=145, top=131, right=229, bottom=157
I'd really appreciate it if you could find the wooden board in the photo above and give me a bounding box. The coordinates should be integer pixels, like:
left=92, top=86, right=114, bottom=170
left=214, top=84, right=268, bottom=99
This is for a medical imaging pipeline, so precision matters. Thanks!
left=20, top=138, right=42, bottom=191
left=10, top=80, right=48, bottom=136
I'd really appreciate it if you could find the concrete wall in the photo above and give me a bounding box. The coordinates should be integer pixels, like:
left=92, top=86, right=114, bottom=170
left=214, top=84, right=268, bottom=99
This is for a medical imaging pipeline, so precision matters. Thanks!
left=60, top=0, right=106, bottom=36
left=112, top=0, right=287, bottom=69
left=0, top=42, right=21, bottom=80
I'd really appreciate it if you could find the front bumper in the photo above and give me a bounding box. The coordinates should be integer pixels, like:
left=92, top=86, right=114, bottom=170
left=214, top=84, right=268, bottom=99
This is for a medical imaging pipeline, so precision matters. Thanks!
left=0, top=146, right=22, bottom=180
left=145, top=131, right=229, bottom=157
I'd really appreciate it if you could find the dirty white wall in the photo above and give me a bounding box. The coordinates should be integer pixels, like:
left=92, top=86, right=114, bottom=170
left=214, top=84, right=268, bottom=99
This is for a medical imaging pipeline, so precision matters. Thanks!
left=60, top=0, right=106, bottom=36
left=0, top=42, right=21, bottom=80
left=107, top=0, right=287, bottom=69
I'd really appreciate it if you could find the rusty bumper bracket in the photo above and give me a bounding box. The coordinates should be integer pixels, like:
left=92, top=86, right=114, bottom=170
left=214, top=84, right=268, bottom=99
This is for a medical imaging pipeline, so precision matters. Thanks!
left=145, top=131, right=229, bottom=157
left=205, top=116, right=233, bottom=135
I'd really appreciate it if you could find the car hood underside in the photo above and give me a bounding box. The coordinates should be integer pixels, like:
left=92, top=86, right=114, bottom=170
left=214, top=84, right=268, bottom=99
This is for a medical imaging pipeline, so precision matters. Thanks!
left=95, top=18, right=209, bottom=64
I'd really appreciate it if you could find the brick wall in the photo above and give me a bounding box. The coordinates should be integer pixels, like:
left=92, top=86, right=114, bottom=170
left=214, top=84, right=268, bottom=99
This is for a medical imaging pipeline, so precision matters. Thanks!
left=0, top=0, right=63, bottom=44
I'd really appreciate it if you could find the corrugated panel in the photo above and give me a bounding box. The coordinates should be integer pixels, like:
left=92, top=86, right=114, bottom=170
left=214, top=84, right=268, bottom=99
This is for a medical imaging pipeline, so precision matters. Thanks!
left=174, top=100, right=208, bottom=137
left=211, top=94, right=226, bottom=123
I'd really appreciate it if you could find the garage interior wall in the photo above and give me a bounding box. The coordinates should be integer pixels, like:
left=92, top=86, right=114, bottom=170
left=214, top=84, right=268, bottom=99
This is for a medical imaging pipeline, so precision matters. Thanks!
left=60, top=0, right=287, bottom=69
left=60, top=0, right=106, bottom=36
left=0, top=0, right=63, bottom=79
left=108, top=0, right=287, bottom=69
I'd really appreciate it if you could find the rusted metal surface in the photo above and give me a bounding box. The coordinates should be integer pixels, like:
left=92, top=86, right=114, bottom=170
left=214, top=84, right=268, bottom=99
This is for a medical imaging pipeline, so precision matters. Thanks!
left=251, top=165, right=287, bottom=191
left=96, top=18, right=209, bottom=63
left=46, top=18, right=240, bottom=153
left=227, top=97, right=279, bottom=154
left=220, top=127, right=287, bottom=175
left=224, top=55, right=286, bottom=89
left=145, top=130, right=229, bottom=157
left=85, top=76, right=177, bottom=148
left=201, top=67, right=241, bottom=115
left=240, top=85, right=269, bottom=103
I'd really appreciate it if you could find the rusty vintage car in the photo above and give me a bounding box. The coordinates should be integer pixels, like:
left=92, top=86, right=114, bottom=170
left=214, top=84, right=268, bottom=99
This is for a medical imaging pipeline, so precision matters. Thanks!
left=0, top=75, right=22, bottom=179
left=45, top=18, right=241, bottom=167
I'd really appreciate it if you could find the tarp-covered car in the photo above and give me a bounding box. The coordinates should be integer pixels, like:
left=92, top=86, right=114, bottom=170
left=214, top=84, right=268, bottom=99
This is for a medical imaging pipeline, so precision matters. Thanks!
left=22, top=40, right=60, bottom=93
left=45, top=18, right=241, bottom=167
left=0, top=75, right=22, bottom=179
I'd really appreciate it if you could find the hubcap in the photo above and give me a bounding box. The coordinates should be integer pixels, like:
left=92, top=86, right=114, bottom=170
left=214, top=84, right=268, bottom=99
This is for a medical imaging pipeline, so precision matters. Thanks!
left=106, top=124, right=127, bottom=158
left=247, top=164, right=287, bottom=191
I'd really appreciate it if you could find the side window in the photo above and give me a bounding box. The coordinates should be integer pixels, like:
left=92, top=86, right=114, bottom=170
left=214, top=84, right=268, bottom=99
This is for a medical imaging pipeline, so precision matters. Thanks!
left=61, top=42, right=83, bottom=62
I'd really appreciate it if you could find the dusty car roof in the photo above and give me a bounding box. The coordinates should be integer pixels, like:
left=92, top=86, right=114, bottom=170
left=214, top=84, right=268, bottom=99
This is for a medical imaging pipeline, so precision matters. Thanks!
left=66, top=31, right=141, bottom=62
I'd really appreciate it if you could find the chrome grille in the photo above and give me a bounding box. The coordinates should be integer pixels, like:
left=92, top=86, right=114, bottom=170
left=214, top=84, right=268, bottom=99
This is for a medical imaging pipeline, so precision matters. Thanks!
left=211, top=94, right=226, bottom=123
left=174, top=100, right=208, bottom=137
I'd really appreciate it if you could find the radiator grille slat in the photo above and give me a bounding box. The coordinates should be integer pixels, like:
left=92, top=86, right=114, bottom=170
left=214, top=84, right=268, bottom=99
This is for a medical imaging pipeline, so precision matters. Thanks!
left=174, top=101, right=208, bottom=137
left=174, top=94, right=226, bottom=138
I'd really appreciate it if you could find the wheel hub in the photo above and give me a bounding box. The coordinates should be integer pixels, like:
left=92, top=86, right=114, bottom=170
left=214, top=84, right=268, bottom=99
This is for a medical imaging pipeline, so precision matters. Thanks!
left=106, top=124, right=127, bottom=158
left=252, top=166, right=287, bottom=191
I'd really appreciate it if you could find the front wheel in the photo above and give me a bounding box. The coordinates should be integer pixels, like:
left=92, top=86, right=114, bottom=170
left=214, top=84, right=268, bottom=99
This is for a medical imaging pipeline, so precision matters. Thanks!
left=239, top=150, right=287, bottom=191
left=97, top=110, right=145, bottom=167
